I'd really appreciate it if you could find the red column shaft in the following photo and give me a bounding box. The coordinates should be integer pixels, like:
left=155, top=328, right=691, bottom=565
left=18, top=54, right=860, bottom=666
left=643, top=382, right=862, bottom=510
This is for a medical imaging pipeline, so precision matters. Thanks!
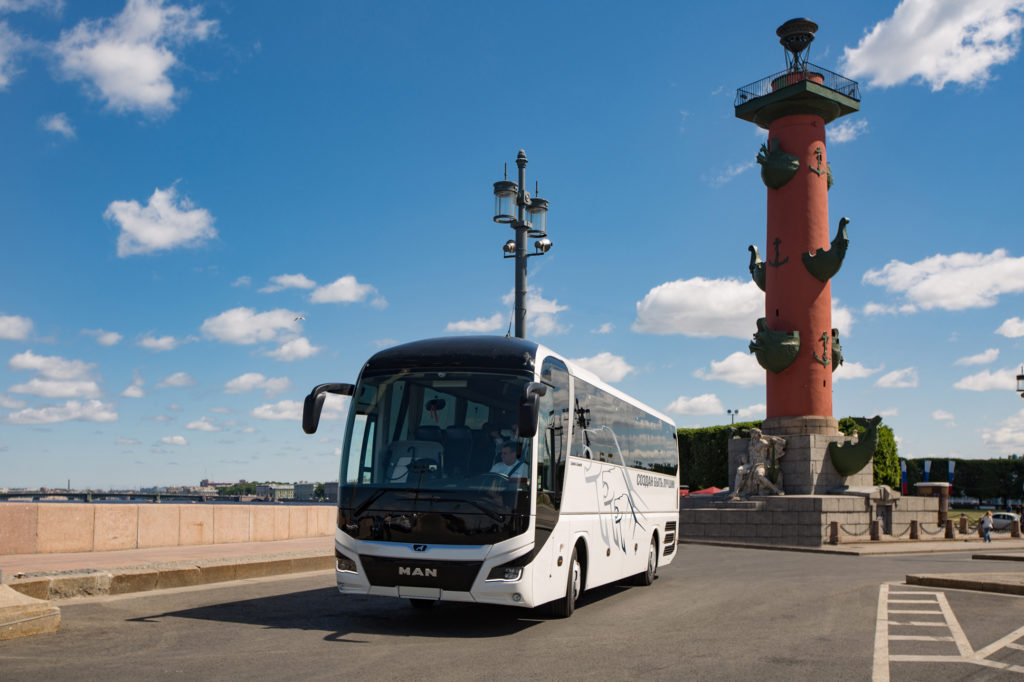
left=764, top=113, right=832, bottom=418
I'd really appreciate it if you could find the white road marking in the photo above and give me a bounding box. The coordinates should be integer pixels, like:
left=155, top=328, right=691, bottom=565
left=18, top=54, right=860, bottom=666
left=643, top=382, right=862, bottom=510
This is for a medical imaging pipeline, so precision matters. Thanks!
left=874, top=583, right=1024, bottom=679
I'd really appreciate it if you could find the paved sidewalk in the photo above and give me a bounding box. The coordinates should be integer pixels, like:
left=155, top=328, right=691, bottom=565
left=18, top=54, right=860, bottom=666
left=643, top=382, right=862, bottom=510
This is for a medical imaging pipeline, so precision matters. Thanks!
left=0, top=536, right=334, bottom=601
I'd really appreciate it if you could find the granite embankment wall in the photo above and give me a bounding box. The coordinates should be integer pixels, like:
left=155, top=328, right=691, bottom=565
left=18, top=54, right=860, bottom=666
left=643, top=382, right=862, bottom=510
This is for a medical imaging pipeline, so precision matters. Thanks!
left=0, top=503, right=335, bottom=555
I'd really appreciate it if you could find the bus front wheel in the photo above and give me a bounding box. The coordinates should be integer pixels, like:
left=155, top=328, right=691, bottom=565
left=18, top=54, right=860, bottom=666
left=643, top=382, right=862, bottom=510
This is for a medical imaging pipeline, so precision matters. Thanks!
left=633, top=536, right=657, bottom=586
left=549, top=547, right=581, bottom=618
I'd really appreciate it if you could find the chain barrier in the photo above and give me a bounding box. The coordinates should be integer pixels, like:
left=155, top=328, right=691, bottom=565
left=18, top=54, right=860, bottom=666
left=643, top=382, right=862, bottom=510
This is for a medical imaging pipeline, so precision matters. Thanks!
left=839, top=523, right=871, bottom=537
left=892, top=524, right=912, bottom=538
left=919, top=523, right=946, bottom=536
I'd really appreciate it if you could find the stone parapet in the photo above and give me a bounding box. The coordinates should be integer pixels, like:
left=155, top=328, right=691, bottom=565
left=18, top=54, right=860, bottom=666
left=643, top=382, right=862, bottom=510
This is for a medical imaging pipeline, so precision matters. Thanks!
left=762, top=415, right=840, bottom=436
left=0, top=503, right=336, bottom=556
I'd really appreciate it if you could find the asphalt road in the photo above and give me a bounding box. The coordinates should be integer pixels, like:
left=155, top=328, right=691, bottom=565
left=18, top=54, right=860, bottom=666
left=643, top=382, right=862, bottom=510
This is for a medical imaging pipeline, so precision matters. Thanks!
left=3, top=545, right=1024, bottom=681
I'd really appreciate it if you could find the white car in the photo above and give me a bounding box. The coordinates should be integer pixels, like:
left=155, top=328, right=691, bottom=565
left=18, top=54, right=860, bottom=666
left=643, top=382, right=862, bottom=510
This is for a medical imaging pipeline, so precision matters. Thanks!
left=991, top=512, right=1020, bottom=531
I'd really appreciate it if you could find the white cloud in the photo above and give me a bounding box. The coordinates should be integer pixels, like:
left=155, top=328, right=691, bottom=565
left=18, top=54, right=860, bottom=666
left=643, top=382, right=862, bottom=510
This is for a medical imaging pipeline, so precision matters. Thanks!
left=996, top=317, right=1024, bottom=337
left=634, top=278, right=761, bottom=338
left=955, top=348, right=999, bottom=365
left=54, top=0, right=217, bottom=115
left=832, top=298, right=854, bottom=336
left=224, top=372, right=291, bottom=396
left=250, top=399, right=301, bottom=421
left=156, top=371, right=195, bottom=388
left=0, top=314, right=33, bottom=340
left=840, top=0, right=1024, bottom=91
left=9, top=378, right=102, bottom=398
left=161, top=435, right=187, bottom=446
left=737, top=404, right=766, bottom=420
left=981, top=408, right=1024, bottom=453
left=932, top=409, right=956, bottom=422
left=591, top=323, right=614, bottom=334
left=251, top=394, right=347, bottom=421
left=138, top=333, right=185, bottom=351
left=311, top=275, right=385, bottom=307
left=259, top=273, right=316, bottom=293
left=116, top=436, right=141, bottom=446
left=9, top=350, right=94, bottom=379
left=501, top=289, right=569, bottom=336
left=832, top=361, right=882, bottom=381
left=40, top=112, right=75, bottom=138
left=231, top=275, right=251, bottom=287
left=863, top=302, right=919, bottom=316
left=121, top=373, right=145, bottom=398
left=445, top=313, right=504, bottom=334
left=953, top=367, right=1017, bottom=391
left=570, top=352, right=634, bottom=383
left=186, top=417, right=219, bottom=432
left=0, top=21, right=26, bottom=91
left=666, top=394, right=724, bottom=415
left=5, top=399, right=117, bottom=424
left=106, top=185, right=216, bottom=257
left=694, top=351, right=764, bottom=387
left=862, top=249, right=1024, bottom=311
left=201, top=307, right=300, bottom=345
left=707, top=160, right=755, bottom=187
left=83, top=328, right=122, bottom=346
left=0, top=395, right=26, bottom=409
left=829, top=118, right=869, bottom=143
left=266, top=337, right=321, bottom=362
left=0, top=1, right=63, bottom=12
left=875, top=367, right=919, bottom=388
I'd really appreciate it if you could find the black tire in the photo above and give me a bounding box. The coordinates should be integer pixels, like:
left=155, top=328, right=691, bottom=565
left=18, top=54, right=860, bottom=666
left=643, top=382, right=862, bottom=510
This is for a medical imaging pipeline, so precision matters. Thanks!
left=548, top=547, right=581, bottom=618
left=633, top=536, right=657, bottom=586
left=409, top=598, right=436, bottom=610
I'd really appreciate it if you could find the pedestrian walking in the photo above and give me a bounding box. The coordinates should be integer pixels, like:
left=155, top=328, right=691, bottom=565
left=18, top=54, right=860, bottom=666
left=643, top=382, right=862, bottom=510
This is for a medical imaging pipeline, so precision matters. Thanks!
left=981, top=510, right=994, bottom=543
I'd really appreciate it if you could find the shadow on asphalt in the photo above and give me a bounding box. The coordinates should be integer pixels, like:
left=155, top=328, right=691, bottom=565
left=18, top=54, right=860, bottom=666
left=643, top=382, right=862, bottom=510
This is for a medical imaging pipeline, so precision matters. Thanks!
left=127, top=581, right=636, bottom=641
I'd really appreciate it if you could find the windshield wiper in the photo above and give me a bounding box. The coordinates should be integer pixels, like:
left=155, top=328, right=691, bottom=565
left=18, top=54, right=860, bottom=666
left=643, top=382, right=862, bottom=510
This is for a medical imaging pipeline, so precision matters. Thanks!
left=352, top=488, right=390, bottom=517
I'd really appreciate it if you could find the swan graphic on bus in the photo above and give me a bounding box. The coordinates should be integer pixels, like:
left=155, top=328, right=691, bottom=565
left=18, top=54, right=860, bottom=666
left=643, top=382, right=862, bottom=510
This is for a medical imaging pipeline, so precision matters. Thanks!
left=302, top=337, right=679, bottom=618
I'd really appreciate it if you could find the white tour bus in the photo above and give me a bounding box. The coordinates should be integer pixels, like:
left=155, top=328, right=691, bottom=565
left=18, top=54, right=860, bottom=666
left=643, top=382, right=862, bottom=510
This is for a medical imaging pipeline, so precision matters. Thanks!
left=302, top=336, right=679, bottom=617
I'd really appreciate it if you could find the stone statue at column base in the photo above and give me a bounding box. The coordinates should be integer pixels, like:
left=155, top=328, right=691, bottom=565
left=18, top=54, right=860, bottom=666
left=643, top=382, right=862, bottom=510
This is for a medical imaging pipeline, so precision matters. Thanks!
left=731, top=427, right=787, bottom=498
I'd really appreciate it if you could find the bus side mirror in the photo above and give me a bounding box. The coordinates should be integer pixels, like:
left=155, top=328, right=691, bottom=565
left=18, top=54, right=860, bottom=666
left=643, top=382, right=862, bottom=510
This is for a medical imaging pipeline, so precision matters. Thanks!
left=302, top=383, right=355, bottom=434
left=518, top=382, right=548, bottom=439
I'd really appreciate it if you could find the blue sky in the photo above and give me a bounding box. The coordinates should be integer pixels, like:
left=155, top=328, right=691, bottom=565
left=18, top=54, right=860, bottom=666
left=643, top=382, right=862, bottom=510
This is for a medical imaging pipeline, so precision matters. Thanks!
left=2, top=0, right=1024, bottom=489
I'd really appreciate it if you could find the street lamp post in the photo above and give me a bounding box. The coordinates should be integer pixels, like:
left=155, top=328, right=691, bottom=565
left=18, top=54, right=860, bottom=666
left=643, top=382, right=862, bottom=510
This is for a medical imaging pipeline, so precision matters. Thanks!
left=727, top=409, right=738, bottom=425
left=1017, top=365, right=1024, bottom=399
left=493, top=149, right=551, bottom=339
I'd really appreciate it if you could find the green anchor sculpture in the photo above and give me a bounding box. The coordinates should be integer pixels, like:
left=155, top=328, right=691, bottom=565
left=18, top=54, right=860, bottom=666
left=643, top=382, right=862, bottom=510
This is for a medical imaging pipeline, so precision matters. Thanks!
left=828, top=415, right=881, bottom=477
left=757, top=138, right=800, bottom=190
left=748, top=245, right=766, bottom=292
left=749, top=318, right=800, bottom=374
left=802, top=217, right=850, bottom=282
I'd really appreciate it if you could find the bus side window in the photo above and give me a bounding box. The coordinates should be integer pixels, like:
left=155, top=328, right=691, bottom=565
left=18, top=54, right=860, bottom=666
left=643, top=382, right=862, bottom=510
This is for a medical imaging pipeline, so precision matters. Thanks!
left=540, top=358, right=570, bottom=506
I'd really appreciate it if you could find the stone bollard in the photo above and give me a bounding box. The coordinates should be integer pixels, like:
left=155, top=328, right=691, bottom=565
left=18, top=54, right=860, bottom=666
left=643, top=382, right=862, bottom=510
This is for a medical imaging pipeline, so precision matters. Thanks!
left=1013, top=520, right=1021, bottom=538
left=959, top=514, right=968, bottom=535
left=910, top=520, right=919, bottom=540
left=979, top=522, right=985, bottom=538
left=945, top=519, right=955, bottom=539
left=829, top=521, right=839, bottom=545
left=870, top=519, right=880, bottom=541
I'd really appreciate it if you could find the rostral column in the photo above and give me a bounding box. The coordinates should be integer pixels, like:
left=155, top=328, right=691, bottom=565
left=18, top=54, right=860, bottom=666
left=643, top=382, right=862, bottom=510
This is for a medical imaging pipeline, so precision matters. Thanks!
left=736, top=18, right=860, bottom=438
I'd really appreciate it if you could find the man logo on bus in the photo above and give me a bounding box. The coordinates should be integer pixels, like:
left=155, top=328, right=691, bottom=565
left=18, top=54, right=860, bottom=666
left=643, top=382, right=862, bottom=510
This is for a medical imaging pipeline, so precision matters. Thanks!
left=413, top=544, right=428, bottom=551
left=399, top=566, right=437, bottom=577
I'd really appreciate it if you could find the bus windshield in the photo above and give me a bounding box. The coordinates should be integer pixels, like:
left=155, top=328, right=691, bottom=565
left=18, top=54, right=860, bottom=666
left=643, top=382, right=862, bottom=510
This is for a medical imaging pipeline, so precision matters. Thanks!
left=338, top=369, right=534, bottom=535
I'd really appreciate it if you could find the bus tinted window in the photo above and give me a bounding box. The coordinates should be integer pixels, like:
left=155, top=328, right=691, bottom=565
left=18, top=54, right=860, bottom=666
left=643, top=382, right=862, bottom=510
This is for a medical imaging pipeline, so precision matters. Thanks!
left=571, top=376, right=678, bottom=476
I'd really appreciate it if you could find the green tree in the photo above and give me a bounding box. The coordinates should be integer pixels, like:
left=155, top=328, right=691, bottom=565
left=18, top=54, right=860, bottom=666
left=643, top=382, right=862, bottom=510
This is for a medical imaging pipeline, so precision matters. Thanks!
left=314, top=483, right=326, bottom=500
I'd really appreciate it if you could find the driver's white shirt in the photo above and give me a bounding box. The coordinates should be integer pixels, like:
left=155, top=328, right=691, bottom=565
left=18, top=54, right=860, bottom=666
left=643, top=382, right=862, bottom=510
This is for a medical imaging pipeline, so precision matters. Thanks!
left=490, top=459, right=524, bottom=476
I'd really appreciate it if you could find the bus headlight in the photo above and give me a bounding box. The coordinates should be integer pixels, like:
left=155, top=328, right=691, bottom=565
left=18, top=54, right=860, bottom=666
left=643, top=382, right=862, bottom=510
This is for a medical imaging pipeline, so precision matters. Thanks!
left=486, top=566, right=523, bottom=582
left=336, top=549, right=358, bottom=573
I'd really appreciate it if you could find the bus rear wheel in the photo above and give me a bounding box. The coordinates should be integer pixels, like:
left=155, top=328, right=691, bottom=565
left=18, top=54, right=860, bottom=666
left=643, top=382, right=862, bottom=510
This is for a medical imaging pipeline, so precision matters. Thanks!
left=549, top=548, right=581, bottom=618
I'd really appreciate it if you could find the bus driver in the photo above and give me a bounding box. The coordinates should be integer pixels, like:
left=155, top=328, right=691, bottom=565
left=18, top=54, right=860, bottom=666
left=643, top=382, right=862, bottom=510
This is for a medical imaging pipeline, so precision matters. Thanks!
left=490, top=442, right=526, bottom=478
